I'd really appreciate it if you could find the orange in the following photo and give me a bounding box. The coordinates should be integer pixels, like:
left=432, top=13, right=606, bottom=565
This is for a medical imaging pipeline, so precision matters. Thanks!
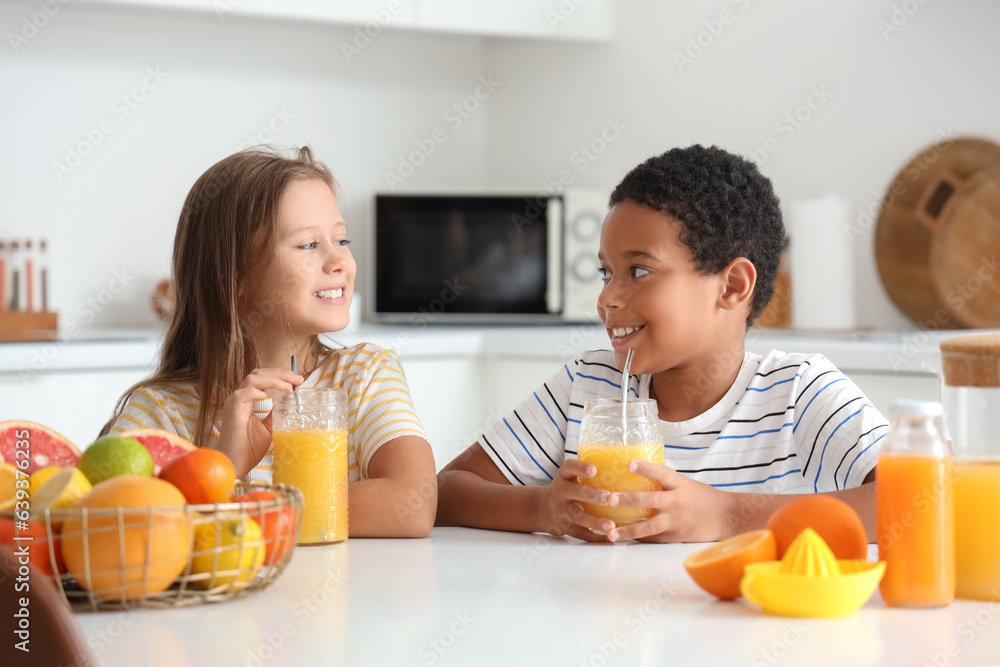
left=233, top=490, right=297, bottom=565
left=765, top=495, right=868, bottom=560
left=159, top=449, right=236, bottom=505
left=61, top=475, right=191, bottom=602
left=0, top=519, right=64, bottom=578
left=684, top=529, right=777, bottom=599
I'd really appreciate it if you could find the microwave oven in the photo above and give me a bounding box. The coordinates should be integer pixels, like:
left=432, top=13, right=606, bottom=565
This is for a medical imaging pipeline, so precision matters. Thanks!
left=370, top=188, right=609, bottom=324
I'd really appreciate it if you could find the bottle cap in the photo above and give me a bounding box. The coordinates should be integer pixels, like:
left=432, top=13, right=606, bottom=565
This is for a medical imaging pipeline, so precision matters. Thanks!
left=889, top=399, right=943, bottom=417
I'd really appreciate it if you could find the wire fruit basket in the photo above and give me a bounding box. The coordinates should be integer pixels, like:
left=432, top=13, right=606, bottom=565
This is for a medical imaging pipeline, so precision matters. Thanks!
left=4, top=481, right=303, bottom=611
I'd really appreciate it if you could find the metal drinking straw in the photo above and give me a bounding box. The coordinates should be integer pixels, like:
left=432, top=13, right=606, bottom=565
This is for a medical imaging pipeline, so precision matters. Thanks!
left=291, top=354, right=304, bottom=413
left=620, top=347, right=634, bottom=443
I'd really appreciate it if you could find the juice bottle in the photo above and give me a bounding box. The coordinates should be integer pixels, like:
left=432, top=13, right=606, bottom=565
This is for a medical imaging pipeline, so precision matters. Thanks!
left=270, top=388, right=349, bottom=545
left=577, top=398, right=663, bottom=527
left=940, top=332, right=1000, bottom=601
left=877, top=399, right=954, bottom=607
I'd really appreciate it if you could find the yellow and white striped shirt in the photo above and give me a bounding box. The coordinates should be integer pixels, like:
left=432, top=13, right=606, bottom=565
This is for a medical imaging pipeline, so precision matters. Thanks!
left=109, top=343, right=426, bottom=483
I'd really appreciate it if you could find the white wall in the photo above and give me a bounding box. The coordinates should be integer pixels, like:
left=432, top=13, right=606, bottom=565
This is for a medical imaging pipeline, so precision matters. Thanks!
left=4, top=1, right=1000, bottom=332
left=1, top=2, right=492, bottom=329
left=483, top=0, right=1000, bottom=328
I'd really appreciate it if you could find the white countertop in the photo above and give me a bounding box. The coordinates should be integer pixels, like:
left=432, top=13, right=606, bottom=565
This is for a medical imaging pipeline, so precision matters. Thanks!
left=71, top=527, right=1000, bottom=666
left=0, top=323, right=982, bottom=375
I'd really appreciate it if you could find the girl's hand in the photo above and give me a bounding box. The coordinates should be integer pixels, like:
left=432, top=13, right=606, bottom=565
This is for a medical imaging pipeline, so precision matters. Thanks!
left=216, top=369, right=303, bottom=478
left=535, top=459, right=616, bottom=542
left=604, top=461, right=736, bottom=543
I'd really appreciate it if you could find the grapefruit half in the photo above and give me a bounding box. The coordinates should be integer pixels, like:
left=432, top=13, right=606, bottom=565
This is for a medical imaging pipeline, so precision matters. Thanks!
left=118, top=428, right=196, bottom=475
left=0, top=420, right=81, bottom=474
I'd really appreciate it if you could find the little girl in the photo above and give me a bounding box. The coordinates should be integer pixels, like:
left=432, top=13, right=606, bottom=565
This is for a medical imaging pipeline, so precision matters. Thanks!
left=103, top=146, right=436, bottom=538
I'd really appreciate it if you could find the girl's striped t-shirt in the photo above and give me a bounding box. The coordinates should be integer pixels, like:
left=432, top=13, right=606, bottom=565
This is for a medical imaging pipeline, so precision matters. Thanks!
left=479, top=349, right=888, bottom=493
left=108, top=342, right=426, bottom=484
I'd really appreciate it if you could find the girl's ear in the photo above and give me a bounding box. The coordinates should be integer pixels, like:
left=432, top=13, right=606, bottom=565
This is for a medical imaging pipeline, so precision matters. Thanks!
left=718, top=257, right=756, bottom=312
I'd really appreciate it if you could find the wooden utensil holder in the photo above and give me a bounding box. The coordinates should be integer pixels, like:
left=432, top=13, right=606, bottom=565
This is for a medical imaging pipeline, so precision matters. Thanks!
left=0, top=310, right=59, bottom=342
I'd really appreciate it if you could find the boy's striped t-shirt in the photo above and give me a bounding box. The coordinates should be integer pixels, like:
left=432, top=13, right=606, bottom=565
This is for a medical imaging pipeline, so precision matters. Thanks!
left=479, top=349, right=888, bottom=493
left=109, top=343, right=426, bottom=484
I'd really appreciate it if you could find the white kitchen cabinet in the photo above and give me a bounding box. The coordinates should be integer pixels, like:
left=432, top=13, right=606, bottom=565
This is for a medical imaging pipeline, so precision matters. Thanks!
left=0, top=368, right=153, bottom=448
left=394, top=354, right=485, bottom=470
left=70, top=0, right=615, bottom=41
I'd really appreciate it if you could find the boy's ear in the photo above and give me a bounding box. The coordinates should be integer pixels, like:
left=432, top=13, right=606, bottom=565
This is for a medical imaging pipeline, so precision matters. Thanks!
left=718, top=257, right=756, bottom=312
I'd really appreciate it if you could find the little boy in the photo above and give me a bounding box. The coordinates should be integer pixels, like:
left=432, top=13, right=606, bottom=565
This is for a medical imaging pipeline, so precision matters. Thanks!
left=436, top=145, right=887, bottom=544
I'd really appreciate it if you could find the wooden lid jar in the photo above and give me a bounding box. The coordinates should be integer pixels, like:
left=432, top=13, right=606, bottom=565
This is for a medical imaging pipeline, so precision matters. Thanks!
left=939, top=332, right=1000, bottom=388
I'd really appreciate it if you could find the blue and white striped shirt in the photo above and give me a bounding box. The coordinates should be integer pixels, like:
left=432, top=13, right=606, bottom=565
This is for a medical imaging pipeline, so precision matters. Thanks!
left=480, top=349, right=887, bottom=493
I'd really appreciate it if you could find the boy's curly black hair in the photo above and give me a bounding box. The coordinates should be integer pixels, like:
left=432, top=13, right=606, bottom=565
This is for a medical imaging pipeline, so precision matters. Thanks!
left=609, top=145, right=785, bottom=328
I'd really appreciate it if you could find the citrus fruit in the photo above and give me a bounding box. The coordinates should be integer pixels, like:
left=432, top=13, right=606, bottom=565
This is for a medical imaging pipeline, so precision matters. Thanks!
left=27, top=467, right=92, bottom=528
left=765, top=495, right=868, bottom=560
left=0, top=518, right=65, bottom=578
left=117, top=428, right=196, bottom=475
left=79, top=436, right=154, bottom=485
left=0, top=461, right=20, bottom=510
left=190, top=513, right=264, bottom=590
left=684, top=529, right=777, bottom=599
left=0, top=420, right=80, bottom=474
left=159, top=448, right=236, bottom=505
left=233, top=490, right=297, bottom=565
left=61, top=475, right=191, bottom=602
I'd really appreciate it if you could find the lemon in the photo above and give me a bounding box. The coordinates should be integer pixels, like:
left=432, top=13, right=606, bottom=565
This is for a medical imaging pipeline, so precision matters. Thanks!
left=191, top=513, right=264, bottom=591
left=29, top=465, right=64, bottom=496
left=28, top=467, right=92, bottom=527
left=0, top=462, right=21, bottom=511
left=79, top=436, right=154, bottom=485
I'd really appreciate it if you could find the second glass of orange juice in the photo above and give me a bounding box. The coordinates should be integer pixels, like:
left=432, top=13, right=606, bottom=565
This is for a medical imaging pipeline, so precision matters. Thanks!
left=270, top=388, right=348, bottom=545
left=577, top=398, right=664, bottom=526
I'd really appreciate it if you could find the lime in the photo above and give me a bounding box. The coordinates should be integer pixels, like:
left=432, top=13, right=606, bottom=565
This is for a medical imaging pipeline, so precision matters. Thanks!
left=79, top=436, right=154, bottom=485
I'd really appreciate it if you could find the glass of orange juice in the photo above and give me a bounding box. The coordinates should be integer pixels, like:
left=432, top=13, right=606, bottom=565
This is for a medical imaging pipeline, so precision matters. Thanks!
left=577, top=398, right=664, bottom=527
left=270, top=388, right=348, bottom=545
left=940, top=333, right=1000, bottom=601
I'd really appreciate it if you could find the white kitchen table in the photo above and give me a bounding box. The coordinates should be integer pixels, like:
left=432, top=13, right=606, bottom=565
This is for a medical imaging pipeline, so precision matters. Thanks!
left=72, top=527, right=999, bottom=666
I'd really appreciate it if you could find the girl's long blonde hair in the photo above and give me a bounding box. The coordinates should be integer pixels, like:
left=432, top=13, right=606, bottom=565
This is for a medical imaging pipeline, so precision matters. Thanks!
left=103, top=146, right=338, bottom=446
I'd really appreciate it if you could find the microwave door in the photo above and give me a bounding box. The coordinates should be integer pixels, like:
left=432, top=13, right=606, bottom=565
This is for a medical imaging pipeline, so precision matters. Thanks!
left=546, top=196, right=563, bottom=315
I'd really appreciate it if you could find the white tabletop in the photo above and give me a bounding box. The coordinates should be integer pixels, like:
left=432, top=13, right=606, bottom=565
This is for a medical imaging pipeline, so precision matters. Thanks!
left=72, top=527, right=1000, bottom=666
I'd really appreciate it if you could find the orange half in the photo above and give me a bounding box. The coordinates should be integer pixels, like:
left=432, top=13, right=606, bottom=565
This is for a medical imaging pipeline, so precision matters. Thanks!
left=684, top=529, right=777, bottom=599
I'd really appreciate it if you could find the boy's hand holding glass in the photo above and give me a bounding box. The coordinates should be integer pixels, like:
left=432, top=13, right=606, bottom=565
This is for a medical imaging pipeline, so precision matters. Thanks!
left=603, top=462, right=734, bottom=543
left=535, top=459, right=616, bottom=541
left=217, top=368, right=303, bottom=478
